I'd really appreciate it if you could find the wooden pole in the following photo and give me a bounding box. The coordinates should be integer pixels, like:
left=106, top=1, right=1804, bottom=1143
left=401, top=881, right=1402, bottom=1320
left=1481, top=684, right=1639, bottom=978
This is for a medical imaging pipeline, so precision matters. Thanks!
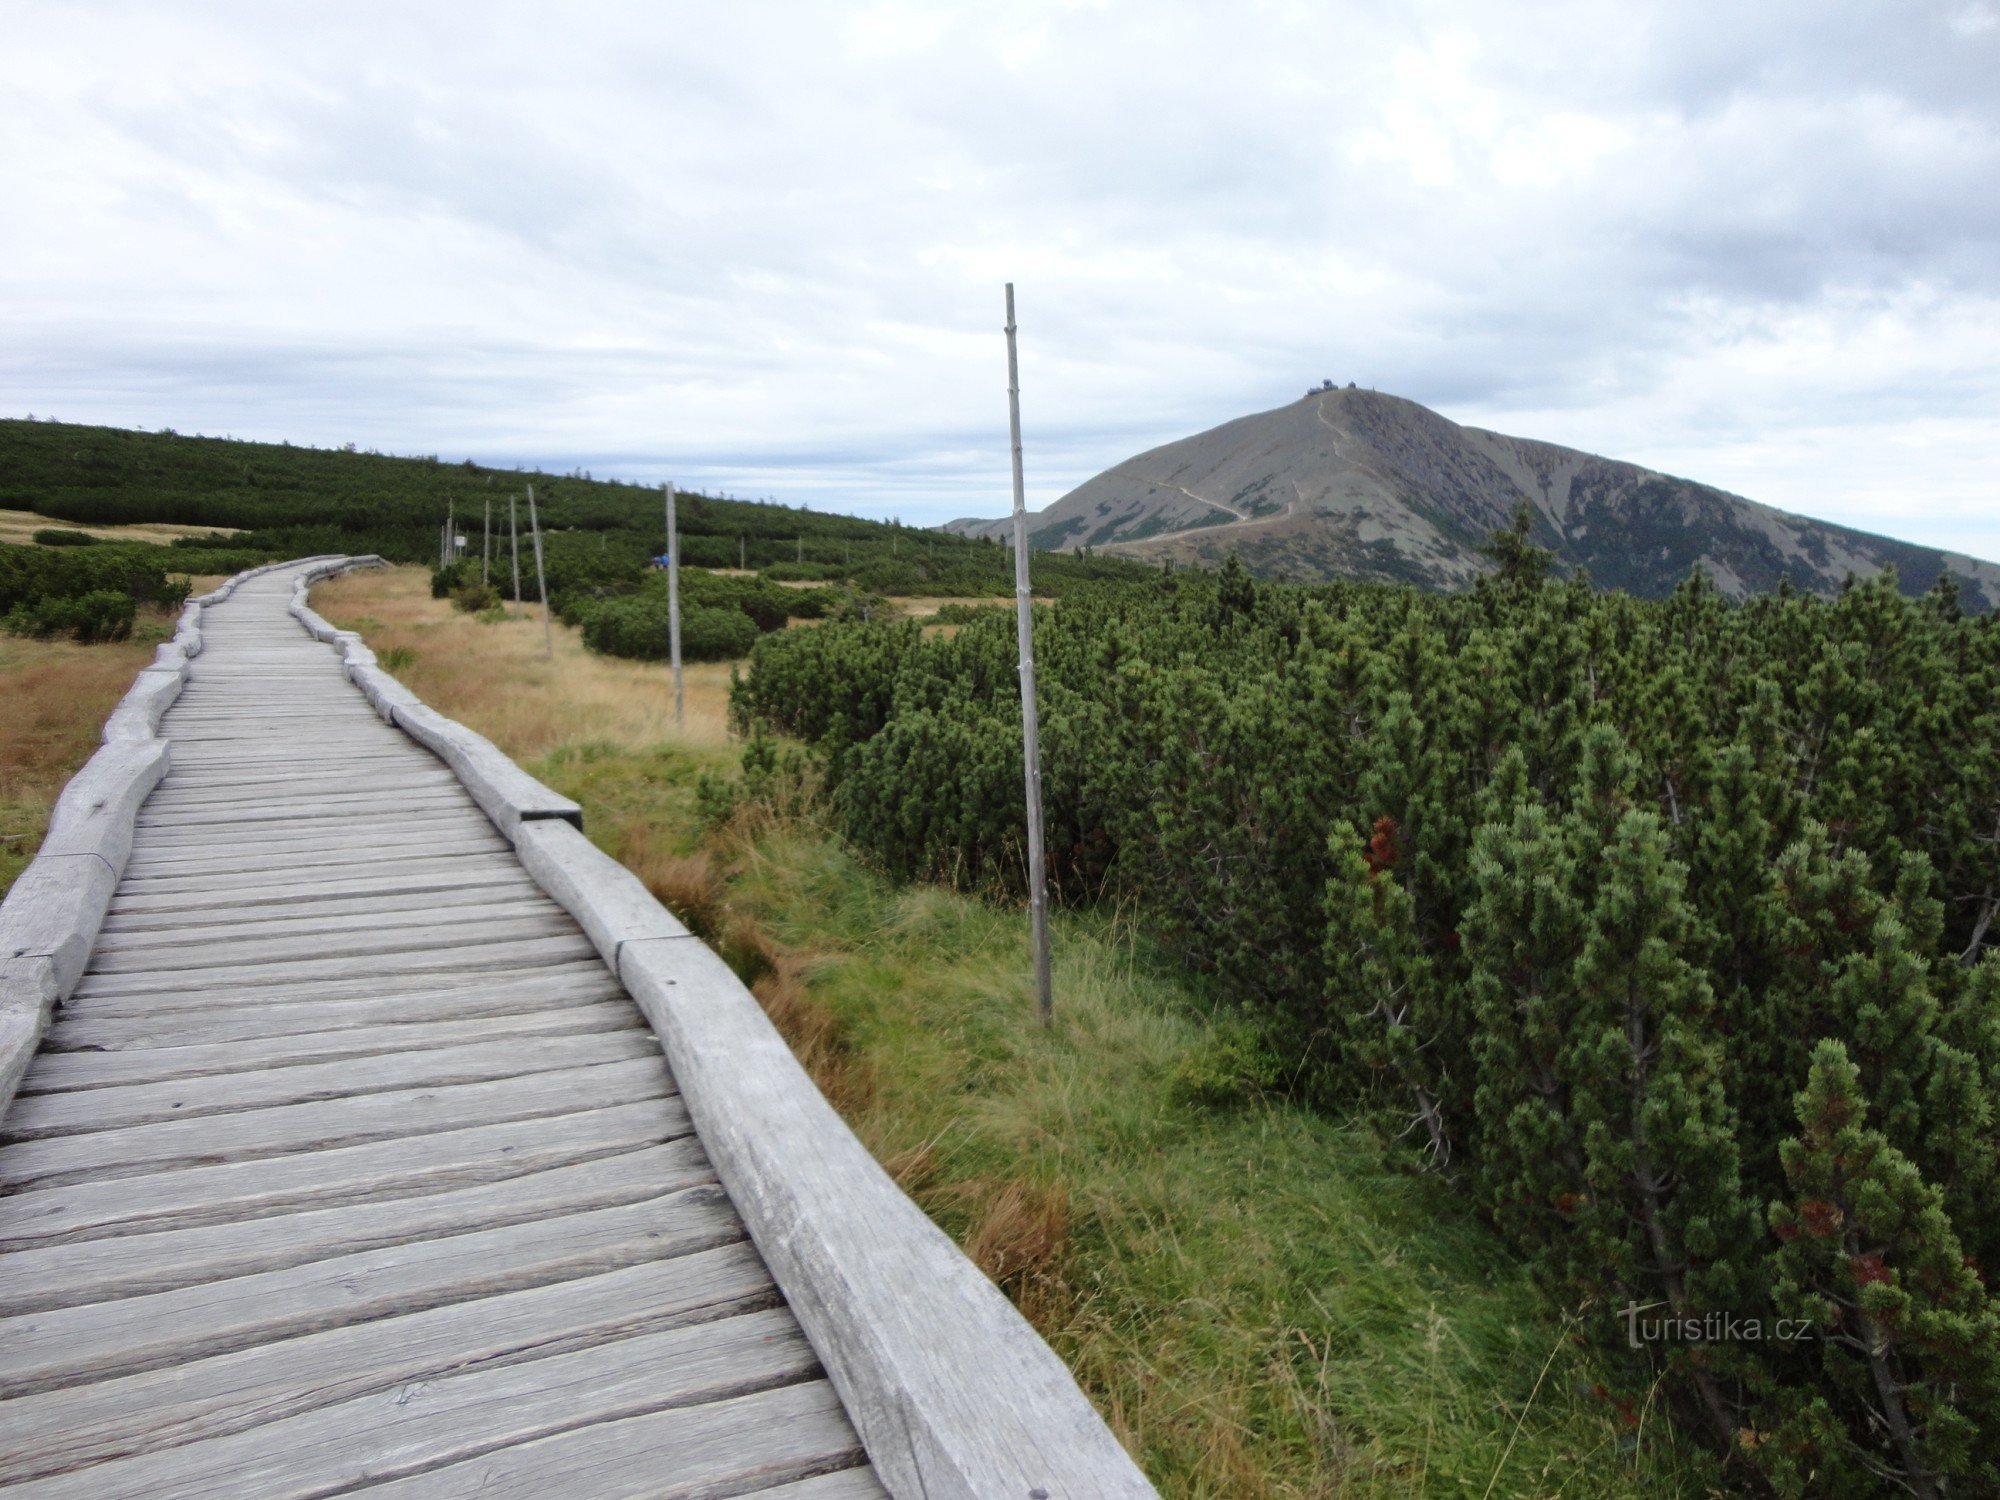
left=526, top=484, right=552, bottom=660
left=739, top=534, right=746, bottom=570
left=509, top=494, right=522, bottom=605
left=1004, top=283, right=1053, bottom=1026
left=665, top=483, right=683, bottom=728
left=482, top=497, right=491, bottom=586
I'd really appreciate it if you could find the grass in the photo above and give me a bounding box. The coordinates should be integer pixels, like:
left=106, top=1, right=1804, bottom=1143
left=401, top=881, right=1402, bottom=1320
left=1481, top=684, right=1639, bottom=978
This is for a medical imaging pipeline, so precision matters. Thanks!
left=316, top=567, right=1717, bottom=1499
left=0, top=615, right=172, bottom=897
left=0, top=506, right=240, bottom=547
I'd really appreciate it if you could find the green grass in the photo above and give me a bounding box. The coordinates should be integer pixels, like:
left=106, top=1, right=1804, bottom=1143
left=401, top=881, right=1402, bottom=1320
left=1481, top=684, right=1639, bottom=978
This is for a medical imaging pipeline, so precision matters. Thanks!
left=524, top=739, right=1716, bottom=1498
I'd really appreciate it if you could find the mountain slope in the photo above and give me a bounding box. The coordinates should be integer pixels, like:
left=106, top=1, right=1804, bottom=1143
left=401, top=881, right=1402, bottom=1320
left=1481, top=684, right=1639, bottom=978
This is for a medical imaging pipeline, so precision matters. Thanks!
left=947, top=389, right=2000, bottom=606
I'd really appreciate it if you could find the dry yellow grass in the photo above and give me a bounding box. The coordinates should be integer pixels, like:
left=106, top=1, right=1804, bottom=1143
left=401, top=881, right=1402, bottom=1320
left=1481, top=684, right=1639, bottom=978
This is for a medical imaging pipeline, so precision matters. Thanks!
left=0, top=633, right=158, bottom=896
left=0, top=508, right=240, bottom=547
left=313, top=566, right=736, bottom=758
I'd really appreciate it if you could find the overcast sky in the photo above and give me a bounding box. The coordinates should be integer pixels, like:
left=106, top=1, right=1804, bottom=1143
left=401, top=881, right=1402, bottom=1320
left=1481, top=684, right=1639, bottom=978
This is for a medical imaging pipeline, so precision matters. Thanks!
left=3, top=2, right=1996, bottom=557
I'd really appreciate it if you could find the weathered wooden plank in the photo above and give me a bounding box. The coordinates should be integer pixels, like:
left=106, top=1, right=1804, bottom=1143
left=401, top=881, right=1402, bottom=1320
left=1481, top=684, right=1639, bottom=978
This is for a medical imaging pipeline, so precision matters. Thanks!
left=47, top=966, right=624, bottom=1043
left=754, top=1469, right=892, bottom=1499
left=123, top=828, right=486, bottom=863
left=4, top=1031, right=657, bottom=1139
left=82, top=910, right=579, bottom=974
left=0, top=1244, right=776, bottom=1486
left=388, top=702, right=582, bottom=840
left=56, top=957, right=616, bottom=1021
left=515, top=819, right=688, bottom=970
left=0, top=854, right=118, bottom=995
left=0, top=1187, right=743, bottom=1399
left=27, top=1003, right=640, bottom=1089
left=0, top=958, right=60, bottom=1126
left=134, top=795, right=473, bottom=831
left=34, top=739, right=171, bottom=878
left=99, top=668, right=184, bottom=744
left=0, top=1309, right=827, bottom=1500
left=0, top=1099, right=686, bottom=1251
left=0, top=1141, right=713, bottom=1314
left=104, top=864, right=533, bottom=918
left=92, top=900, right=548, bottom=944
left=63, top=932, right=598, bottom=1000
left=346, top=1379, right=864, bottom=1500
left=124, top=816, right=489, bottom=858
left=0, top=1055, right=675, bottom=1191
left=114, top=845, right=514, bottom=890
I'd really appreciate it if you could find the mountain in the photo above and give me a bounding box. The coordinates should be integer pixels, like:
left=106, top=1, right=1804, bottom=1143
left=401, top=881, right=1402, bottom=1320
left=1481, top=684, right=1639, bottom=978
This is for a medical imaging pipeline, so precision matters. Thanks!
left=945, top=388, right=2000, bottom=607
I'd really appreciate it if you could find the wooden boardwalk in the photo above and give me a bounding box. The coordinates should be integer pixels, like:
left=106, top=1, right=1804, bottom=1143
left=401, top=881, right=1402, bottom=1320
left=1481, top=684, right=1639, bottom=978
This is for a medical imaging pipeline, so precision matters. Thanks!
left=0, top=566, right=884, bottom=1497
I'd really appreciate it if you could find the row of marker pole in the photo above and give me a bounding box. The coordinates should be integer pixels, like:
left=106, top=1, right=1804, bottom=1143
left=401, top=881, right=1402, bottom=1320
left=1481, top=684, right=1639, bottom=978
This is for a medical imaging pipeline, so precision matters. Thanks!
left=448, top=484, right=552, bottom=661
left=435, top=284, right=1044, bottom=1018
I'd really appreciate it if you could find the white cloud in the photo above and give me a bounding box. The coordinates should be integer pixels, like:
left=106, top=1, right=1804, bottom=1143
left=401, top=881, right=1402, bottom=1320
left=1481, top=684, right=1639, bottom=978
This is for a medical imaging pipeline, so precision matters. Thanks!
left=0, top=0, right=1995, bottom=561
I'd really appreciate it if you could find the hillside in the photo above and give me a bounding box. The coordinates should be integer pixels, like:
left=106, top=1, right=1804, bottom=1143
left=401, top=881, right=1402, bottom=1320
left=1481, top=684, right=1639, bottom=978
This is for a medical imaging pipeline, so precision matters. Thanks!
left=947, top=388, right=2000, bottom=606
left=0, top=417, right=1145, bottom=596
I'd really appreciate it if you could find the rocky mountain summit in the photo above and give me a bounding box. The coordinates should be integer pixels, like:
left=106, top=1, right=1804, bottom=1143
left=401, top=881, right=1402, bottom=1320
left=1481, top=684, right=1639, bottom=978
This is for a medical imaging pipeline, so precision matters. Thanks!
left=946, top=388, right=1999, bottom=606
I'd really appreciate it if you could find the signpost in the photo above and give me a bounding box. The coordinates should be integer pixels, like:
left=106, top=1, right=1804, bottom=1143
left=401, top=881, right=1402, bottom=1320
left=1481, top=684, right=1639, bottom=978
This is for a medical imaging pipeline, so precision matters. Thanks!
left=664, top=483, right=683, bottom=729
left=509, top=494, right=522, bottom=605
left=526, top=484, right=552, bottom=660
left=1004, top=283, right=1053, bottom=1026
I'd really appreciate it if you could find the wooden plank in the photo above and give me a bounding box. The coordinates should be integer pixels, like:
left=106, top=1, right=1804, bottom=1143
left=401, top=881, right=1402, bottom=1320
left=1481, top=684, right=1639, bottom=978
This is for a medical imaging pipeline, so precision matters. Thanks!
left=47, top=966, right=626, bottom=1044
left=34, top=739, right=170, bottom=876
left=83, top=910, right=580, bottom=974
left=63, top=932, right=599, bottom=1000
left=114, top=842, right=513, bottom=885
left=0, top=1055, right=676, bottom=1191
left=0, top=958, right=59, bottom=1128
left=756, top=1469, right=891, bottom=1499
left=0, top=1099, right=687, bottom=1250
left=104, top=864, right=534, bottom=918
left=0, top=1186, right=744, bottom=1399
left=26, top=1002, right=641, bottom=1089
left=0, top=1141, right=714, bottom=1314
left=140, top=777, right=450, bottom=803
left=135, top=793, right=472, bottom=828
left=0, top=853, right=118, bottom=995
left=115, top=843, right=505, bottom=880
left=0, top=1244, right=777, bottom=1486
left=4, top=1031, right=658, bottom=1139
left=91, top=900, right=552, bottom=944
left=57, top=957, right=616, bottom=1020
left=124, top=818, right=490, bottom=859
left=344, top=1379, right=864, bottom=1500
left=0, top=1309, right=830, bottom=1500
left=516, top=820, right=688, bottom=969
left=387, top=703, right=581, bottom=840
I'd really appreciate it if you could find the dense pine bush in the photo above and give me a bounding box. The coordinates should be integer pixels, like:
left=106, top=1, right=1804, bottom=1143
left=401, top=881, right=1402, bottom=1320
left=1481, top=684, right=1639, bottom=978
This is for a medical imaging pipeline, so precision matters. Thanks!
left=4, top=587, right=136, bottom=642
left=736, top=549, right=2000, bottom=1494
left=580, top=593, right=760, bottom=661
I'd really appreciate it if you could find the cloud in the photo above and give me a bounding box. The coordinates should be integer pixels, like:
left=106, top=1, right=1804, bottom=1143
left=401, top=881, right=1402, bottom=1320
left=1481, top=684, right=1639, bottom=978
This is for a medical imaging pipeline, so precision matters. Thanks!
left=0, top=0, right=1995, bottom=559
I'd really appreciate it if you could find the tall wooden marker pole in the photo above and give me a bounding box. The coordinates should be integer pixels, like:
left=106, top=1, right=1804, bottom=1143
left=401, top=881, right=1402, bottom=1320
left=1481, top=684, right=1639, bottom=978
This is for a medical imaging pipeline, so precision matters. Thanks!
left=509, top=495, right=522, bottom=605
left=482, top=497, right=492, bottom=586
left=526, top=484, right=553, bottom=660
left=664, top=483, right=684, bottom=728
left=1004, top=283, right=1053, bottom=1026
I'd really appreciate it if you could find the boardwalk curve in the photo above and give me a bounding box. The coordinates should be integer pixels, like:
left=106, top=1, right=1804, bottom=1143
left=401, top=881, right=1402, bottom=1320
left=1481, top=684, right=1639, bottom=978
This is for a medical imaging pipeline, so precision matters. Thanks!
left=0, top=559, right=1154, bottom=1499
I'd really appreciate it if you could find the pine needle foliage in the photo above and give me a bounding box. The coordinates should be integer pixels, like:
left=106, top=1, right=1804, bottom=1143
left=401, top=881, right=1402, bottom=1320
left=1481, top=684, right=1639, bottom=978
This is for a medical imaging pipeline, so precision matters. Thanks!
left=734, top=555, right=2000, bottom=1493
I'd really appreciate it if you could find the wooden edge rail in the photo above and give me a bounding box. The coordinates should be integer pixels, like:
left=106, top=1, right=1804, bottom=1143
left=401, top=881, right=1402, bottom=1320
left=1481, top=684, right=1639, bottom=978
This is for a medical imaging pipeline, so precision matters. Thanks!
left=0, top=555, right=378, bottom=1121
left=306, top=576, right=1159, bottom=1500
